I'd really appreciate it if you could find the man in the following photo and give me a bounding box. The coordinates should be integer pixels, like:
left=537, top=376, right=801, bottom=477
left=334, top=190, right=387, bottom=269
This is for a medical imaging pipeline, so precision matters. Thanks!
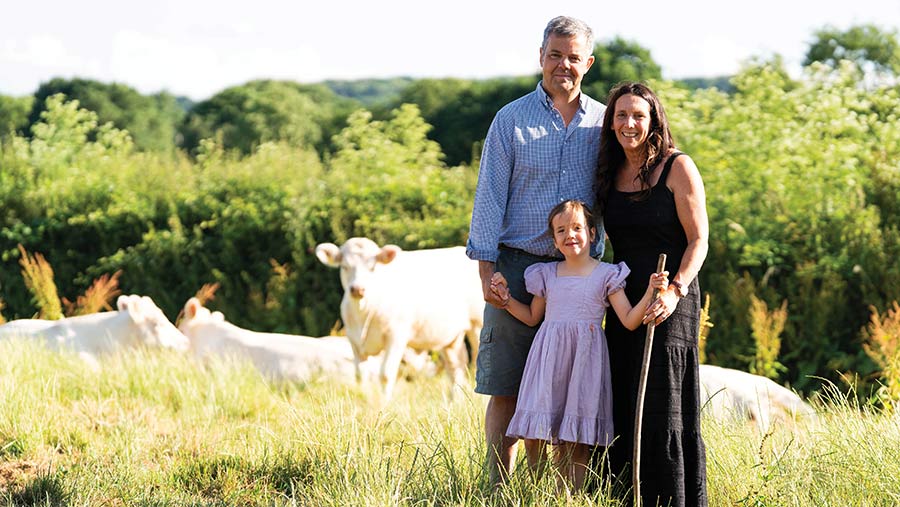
left=466, top=15, right=606, bottom=487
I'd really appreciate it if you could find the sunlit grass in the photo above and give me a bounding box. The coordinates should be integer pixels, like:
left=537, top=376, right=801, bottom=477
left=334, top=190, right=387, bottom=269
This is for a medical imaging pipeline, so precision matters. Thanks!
left=0, top=338, right=898, bottom=506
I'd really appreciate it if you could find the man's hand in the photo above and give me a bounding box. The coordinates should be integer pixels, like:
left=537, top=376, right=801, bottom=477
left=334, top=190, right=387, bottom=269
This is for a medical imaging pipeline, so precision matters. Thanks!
left=490, top=272, right=511, bottom=307
left=479, top=260, right=507, bottom=308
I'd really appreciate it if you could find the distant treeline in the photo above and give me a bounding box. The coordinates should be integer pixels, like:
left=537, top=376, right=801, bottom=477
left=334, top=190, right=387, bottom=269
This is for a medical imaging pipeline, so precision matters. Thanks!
left=0, top=36, right=720, bottom=167
left=2, top=25, right=900, bottom=400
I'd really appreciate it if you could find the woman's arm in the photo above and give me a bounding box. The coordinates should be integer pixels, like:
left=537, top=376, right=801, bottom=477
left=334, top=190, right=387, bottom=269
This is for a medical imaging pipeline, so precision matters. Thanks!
left=648, top=153, right=709, bottom=324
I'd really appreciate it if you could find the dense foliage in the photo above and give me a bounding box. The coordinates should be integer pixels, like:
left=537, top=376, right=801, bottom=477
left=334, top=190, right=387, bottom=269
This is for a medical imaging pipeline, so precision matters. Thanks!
left=582, top=36, right=663, bottom=102
left=27, top=77, right=185, bottom=153
left=660, top=61, right=900, bottom=391
left=2, top=25, right=900, bottom=397
left=0, top=96, right=473, bottom=337
left=323, top=77, right=415, bottom=107
left=805, top=24, right=900, bottom=75
left=179, top=79, right=359, bottom=157
left=0, top=95, right=32, bottom=139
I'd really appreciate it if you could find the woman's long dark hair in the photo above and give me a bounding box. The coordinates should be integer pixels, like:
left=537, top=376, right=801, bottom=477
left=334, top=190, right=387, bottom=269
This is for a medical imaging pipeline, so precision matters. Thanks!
left=594, top=82, right=676, bottom=215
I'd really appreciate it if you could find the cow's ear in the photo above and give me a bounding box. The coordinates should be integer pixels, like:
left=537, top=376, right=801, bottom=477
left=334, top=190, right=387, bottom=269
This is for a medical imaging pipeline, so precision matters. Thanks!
left=184, top=297, right=202, bottom=319
left=118, top=295, right=147, bottom=324
left=315, top=243, right=342, bottom=267
left=377, top=245, right=401, bottom=264
left=116, top=294, right=135, bottom=312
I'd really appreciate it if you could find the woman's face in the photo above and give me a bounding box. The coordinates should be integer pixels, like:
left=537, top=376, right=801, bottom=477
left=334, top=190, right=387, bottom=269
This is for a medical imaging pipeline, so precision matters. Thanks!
left=613, top=93, right=652, bottom=152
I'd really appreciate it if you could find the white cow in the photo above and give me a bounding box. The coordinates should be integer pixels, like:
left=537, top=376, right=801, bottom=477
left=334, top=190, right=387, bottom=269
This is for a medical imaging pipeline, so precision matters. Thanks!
left=0, top=294, right=189, bottom=366
left=178, top=297, right=399, bottom=383
left=316, top=238, right=484, bottom=399
left=698, top=364, right=817, bottom=432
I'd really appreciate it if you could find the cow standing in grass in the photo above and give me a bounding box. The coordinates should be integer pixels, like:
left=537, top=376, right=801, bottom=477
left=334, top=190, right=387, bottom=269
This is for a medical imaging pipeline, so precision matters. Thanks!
left=316, top=237, right=484, bottom=399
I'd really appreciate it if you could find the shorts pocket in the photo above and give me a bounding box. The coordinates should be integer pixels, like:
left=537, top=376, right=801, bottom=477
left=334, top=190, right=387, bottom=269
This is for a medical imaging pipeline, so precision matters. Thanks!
left=480, top=326, right=494, bottom=344
left=475, top=327, right=494, bottom=388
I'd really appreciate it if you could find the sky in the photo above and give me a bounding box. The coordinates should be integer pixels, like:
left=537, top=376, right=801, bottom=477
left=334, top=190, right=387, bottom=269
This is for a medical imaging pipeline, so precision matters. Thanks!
left=2, top=0, right=900, bottom=101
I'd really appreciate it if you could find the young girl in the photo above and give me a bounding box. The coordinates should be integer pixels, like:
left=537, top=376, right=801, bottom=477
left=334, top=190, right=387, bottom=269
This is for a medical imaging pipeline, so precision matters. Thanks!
left=491, top=199, right=667, bottom=491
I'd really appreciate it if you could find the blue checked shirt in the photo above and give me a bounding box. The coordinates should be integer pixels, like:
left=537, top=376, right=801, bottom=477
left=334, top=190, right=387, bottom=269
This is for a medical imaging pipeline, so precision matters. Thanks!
left=466, top=83, right=606, bottom=262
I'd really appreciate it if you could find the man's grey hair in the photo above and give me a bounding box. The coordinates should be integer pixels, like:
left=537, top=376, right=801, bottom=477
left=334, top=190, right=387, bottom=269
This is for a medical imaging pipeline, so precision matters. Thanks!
left=542, top=16, right=594, bottom=53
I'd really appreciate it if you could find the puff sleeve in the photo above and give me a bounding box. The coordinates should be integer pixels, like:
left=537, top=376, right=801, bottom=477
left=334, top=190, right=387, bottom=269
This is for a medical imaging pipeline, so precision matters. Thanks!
left=524, top=262, right=549, bottom=298
left=604, top=262, right=631, bottom=304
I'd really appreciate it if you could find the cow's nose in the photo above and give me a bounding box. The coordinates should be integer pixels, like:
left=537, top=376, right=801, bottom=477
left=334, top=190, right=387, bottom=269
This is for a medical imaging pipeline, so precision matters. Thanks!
left=350, top=286, right=365, bottom=298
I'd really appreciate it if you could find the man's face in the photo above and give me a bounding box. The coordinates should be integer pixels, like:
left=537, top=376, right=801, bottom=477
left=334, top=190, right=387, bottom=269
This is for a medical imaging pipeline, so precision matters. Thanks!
left=539, top=33, right=594, bottom=98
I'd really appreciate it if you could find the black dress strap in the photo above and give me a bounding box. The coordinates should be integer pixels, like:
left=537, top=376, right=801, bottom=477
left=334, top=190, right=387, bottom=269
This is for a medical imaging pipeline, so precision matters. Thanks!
left=659, top=151, right=685, bottom=185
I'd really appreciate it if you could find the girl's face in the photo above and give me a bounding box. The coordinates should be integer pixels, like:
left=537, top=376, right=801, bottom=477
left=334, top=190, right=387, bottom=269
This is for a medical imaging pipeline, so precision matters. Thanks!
left=551, top=209, right=594, bottom=259
left=613, top=93, right=652, bottom=152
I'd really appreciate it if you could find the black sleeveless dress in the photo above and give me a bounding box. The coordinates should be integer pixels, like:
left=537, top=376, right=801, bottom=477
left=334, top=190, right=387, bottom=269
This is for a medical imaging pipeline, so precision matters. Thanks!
left=603, top=153, right=708, bottom=506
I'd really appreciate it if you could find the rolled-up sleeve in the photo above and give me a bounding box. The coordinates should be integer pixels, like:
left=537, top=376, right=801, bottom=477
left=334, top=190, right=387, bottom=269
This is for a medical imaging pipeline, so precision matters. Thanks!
left=466, top=112, right=513, bottom=262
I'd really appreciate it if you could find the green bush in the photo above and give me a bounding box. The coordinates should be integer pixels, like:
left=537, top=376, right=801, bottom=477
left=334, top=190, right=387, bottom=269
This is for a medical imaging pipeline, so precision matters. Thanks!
left=5, top=65, right=900, bottom=399
left=662, top=60, right=900, bottom=392
left=0, top=98, right=475, bottom=338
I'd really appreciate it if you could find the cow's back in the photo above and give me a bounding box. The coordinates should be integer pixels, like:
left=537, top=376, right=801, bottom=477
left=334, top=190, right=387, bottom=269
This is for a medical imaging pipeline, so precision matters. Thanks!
left=374, top=246, right=482, bottom=345
left=185, top=318, right=361, bottom=382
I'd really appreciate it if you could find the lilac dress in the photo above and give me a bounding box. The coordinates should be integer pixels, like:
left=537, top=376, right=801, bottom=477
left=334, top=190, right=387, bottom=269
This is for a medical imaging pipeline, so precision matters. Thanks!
left=506, top=261, right=629, bottom=446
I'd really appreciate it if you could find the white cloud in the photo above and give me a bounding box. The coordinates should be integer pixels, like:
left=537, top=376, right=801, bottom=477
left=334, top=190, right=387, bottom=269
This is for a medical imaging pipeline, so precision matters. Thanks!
left=109, top=30, right=324, bottom=98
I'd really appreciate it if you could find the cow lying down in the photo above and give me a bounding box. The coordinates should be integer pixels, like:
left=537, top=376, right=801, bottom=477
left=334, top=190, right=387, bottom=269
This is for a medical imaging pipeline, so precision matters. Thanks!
left=178, top=298, right=435, bottom=384
left=0, top=294, right=190, bottom=367
left=699, top=364, right=817, bottom=432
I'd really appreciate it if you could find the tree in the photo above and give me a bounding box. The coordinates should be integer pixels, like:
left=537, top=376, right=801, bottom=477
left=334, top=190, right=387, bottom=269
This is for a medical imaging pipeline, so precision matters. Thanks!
left=27, top=78, right=184, bottom=153
left=323, top=77, right=414, bottom=107
left=390, top=76, right=534, bottom=166
left=584, top=37, right=663, bottom=101
left=179, top=80, right=357, bottom=157
left=661, top=57, right=900, bottom=391
left=805, top=24, right=900, bottom=76
left=0, top=94, right=34, bottom=138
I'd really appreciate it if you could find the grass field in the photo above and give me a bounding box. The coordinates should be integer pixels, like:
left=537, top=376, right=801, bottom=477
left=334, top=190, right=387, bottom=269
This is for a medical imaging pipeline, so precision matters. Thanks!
left=1, top=339, right=898, bottom=506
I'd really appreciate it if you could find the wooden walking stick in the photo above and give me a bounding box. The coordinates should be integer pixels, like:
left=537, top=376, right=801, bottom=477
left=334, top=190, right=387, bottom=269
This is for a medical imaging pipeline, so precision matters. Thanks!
left=632, top=253, right=667, bottom=507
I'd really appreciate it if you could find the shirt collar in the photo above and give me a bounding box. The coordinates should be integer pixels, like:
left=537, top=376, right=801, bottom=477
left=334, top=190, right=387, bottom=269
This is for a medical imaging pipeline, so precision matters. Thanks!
left=535, top=81, right=587, bottom=114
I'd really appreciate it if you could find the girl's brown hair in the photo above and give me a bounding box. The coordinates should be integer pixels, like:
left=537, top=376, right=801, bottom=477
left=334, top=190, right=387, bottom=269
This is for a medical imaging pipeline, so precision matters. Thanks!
left=547, top=199, right=596, bottom=238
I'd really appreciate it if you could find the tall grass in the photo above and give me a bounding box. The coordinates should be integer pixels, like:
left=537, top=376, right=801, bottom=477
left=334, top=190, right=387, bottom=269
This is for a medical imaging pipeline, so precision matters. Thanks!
left=0, top=340, right=898, bottom=506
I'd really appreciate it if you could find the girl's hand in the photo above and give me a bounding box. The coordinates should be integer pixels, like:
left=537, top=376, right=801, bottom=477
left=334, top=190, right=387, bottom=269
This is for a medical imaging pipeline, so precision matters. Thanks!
left=650, top=270, right=669, bottom=292
left=490, top=272, right=510, bottom=308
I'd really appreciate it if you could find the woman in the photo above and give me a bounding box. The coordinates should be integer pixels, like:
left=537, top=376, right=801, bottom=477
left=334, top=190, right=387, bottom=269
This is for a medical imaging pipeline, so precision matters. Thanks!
left=594, top=82, right=709, bottom=506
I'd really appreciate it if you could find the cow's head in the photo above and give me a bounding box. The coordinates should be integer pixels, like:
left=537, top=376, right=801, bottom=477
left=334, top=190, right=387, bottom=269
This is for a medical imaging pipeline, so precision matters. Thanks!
left=117, top=295, right=190, bottom=351
left=315, top=238, right=401, bottom=300
left=179, top=297, right=214, bottom=332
